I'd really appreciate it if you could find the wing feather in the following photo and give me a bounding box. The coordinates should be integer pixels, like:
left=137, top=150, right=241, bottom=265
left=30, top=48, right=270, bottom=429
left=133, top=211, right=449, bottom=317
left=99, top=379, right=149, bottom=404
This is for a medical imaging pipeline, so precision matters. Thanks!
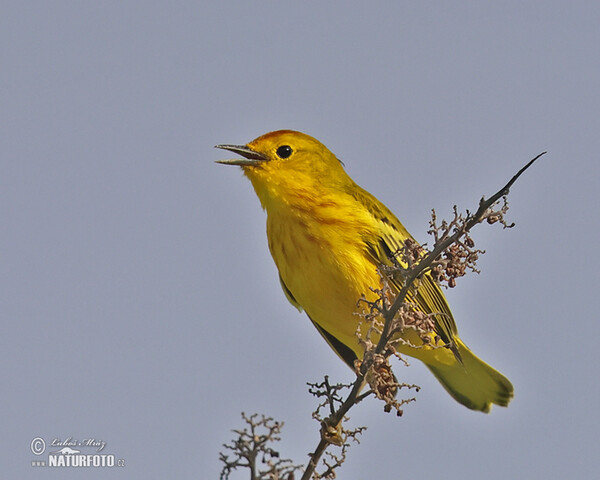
left=351, top=186, right=460, bottom=355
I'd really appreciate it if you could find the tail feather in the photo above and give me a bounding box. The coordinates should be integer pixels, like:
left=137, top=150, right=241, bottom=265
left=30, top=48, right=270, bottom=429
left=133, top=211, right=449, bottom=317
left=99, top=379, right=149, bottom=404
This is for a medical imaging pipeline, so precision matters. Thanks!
left=425, top=339, right=514, bottom=413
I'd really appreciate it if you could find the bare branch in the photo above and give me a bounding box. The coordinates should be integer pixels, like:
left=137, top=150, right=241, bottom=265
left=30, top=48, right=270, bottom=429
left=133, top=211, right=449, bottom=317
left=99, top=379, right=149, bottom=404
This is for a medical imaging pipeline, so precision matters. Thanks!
left=298, top=152, right=544, bottom=479
left=378, top=152, right=545, bottom=347
left=219, top=413, right=301, bottom=480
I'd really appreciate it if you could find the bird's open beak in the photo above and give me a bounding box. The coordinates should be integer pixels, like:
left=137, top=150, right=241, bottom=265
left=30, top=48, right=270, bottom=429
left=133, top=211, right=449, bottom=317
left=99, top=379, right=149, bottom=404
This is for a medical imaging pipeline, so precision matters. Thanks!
left=215, top=144, right=268, bottom=166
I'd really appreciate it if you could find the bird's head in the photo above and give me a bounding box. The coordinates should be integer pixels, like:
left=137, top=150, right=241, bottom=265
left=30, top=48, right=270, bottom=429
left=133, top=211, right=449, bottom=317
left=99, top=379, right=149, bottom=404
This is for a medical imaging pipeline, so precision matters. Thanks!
left=216, top=130, right=351, bottom=207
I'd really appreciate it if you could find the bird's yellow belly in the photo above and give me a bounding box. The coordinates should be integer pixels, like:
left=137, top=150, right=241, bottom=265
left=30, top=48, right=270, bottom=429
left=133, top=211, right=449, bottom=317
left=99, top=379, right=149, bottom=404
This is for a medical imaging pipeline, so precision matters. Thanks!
left=267, top=214, right=456, bottom=366
left=268, top=214, right=382, bottom=358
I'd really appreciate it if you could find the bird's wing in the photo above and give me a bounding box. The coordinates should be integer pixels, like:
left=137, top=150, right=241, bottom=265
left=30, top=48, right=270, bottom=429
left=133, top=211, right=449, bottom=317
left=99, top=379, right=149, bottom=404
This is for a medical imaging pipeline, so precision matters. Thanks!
left=351, top=186, right=459, bottom=352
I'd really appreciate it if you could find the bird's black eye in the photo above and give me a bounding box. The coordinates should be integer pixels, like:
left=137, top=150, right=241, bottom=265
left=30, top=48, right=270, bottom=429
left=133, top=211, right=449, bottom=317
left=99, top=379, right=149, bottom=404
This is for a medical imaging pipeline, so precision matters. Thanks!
left=276, top=145, right=293, bottom=159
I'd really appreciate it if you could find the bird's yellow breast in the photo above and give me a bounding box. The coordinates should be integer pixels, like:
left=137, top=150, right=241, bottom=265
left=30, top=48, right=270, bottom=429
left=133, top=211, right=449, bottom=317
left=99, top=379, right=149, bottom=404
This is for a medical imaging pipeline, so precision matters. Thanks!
left=265, top=196, right=381, bottom=355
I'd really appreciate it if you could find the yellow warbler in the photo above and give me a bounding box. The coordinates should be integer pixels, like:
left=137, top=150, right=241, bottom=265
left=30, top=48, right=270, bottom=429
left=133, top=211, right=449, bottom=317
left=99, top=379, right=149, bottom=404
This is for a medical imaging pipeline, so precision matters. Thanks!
left=217, top=130, right=513, bottom=412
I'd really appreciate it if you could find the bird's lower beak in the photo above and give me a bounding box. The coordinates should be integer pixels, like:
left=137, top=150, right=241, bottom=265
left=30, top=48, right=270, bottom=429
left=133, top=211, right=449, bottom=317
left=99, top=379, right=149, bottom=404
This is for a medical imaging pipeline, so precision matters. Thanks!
left=215, top=144, right=267, bottom=166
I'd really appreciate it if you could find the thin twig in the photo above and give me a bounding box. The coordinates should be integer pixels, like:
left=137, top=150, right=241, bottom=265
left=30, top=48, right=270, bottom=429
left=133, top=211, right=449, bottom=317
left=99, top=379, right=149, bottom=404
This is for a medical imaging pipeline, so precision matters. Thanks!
left=377, top=151, right=545, bottom=350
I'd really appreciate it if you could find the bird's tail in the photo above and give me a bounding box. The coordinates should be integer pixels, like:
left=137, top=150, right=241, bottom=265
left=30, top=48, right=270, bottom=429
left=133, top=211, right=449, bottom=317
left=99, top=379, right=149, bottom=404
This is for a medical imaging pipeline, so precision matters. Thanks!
left=424, top=338, right=514, bottom=412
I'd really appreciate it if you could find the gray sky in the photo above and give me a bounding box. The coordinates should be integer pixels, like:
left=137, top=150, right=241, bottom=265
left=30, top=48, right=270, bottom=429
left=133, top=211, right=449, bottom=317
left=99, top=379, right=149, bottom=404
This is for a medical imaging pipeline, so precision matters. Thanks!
left=2, top=1, right=599, bottom=479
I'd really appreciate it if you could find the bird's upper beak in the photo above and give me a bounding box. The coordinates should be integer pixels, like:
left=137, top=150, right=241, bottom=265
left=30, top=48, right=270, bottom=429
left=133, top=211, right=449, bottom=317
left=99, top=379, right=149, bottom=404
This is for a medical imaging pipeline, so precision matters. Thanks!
left=215, top=144, right=268, bottom=166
